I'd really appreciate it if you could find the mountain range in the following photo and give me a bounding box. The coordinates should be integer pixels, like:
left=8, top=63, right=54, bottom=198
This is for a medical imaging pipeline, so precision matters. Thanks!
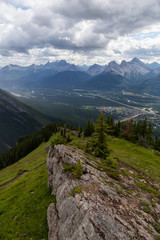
left=0, top=57, right=160, bottom=94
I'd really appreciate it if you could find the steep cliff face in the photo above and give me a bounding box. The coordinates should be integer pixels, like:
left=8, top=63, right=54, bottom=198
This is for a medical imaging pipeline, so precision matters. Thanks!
left=47, top=145, right=160, bottom=240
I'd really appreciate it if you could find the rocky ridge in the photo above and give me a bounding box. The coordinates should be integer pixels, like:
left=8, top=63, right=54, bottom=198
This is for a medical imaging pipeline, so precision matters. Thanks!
left=47, top=144, right=160, bottom=240
left=105, top=58, right=150, bottom=78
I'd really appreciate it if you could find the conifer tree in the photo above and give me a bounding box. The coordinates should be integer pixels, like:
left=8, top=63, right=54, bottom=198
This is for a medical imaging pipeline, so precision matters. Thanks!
left=84, top=119, right=95, bottom=137
left=78, top=127, right=83, bottom=138
left=114, top=120, right=121, bottom=137
left=121, top=119, right=133, bottom=141
left=86, top=111, right=110, bottom=158
left=94, top=111, right=110, bottom=158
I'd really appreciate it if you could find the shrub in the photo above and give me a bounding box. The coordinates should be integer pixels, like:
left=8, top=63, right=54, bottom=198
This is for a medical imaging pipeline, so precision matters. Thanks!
left=106, top=154, right=118, bottom=169
left=51, top=133, right=67, bottom=146
left=97, top=156, right=119, bottom=180
left=68, top=186, right=84, bottom=197
left=153, top=222, right=160, bottom=234
left=63, top=159, right=83, bottom=179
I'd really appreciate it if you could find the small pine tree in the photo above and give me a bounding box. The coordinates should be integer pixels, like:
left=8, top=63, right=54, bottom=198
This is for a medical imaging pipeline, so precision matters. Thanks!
left=84, top=120, right=95, bottom=137
left=121, top=119, right=133, bottom=141
left=146, top=121, right=153, bottom=145
left=114, top=120, right=121, bottom=137
left=78, top=127, right=83, bottom=138
left=86, top=111, right=110, bottom=158
left=94, top=111, right=110, bottom=158
left=154, top=137, right=160, bottom=151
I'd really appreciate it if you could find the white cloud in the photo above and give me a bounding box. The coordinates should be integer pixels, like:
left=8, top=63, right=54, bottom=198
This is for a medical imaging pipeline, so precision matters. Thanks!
left=0, top=0, right=160, bottom=66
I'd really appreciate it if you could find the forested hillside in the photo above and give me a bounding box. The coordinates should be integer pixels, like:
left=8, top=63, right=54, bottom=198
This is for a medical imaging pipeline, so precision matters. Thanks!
left=0, top=89, right=57, bottom=154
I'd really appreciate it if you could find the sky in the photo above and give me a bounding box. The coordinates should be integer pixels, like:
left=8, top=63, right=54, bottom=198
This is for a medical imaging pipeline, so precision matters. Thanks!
left=0, top=0, right=160, bottom=66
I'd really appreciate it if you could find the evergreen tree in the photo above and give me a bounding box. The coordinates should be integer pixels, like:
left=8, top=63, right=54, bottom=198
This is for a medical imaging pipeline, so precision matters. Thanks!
left=121, top=119, right=133, bottom=141
left=84, top=120, right=95, bottom=137
left=146, top=121, right=153, bottom=145
left=114, top=120, right=121, bottom=137
left=86, top=111, right=110, bottom=158
left=107, top=116, right=114, bottom=127
left=0, top=122, right=60, bottom=170
left=154, top=137, right=160, bottom=151
left=78, top=127, right=83, bottom=138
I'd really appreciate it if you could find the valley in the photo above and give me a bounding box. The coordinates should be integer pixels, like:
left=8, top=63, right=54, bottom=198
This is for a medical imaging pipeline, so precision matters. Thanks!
left=10, top=88, right=160, bottom=135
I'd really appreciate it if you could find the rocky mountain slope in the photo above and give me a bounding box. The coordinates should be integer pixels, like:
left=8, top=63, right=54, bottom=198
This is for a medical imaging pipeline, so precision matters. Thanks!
left=86, top=64, right=106, bottom=76
left=47, top=144, right=160, bottom=240
left=105, top=58, right=150, bottom=82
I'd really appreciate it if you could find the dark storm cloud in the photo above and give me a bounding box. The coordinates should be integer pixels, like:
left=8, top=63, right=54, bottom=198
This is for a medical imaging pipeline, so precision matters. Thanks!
left=0, top=0, right=160, bottom=57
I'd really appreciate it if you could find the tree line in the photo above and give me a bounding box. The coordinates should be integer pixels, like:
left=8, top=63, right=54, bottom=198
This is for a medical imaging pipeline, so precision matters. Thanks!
left=0, top=123, right=63, bottom=170
left=1, top=113, right=160, bottom=171
left=83, top=115, right=160, bottom=151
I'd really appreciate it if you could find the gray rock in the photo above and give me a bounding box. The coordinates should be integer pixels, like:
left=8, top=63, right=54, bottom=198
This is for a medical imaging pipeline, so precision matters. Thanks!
left=47, top=203, right=58, bottom=240
left=47, top=144, right=160, bottom=240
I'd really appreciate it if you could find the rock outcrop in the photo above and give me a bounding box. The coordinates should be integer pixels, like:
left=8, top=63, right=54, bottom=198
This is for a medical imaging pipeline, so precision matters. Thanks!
left=47, top=145, right=160, bottom=240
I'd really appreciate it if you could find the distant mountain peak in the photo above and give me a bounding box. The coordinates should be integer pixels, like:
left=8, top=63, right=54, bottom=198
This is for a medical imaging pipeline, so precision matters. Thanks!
left=120, top=60, right=127, bottom=65
left=146, top=62, right=160, bottom=70
left=86, top=64, right=105, bottom=76
left=104, top=57, right=150, bottom=79
left=108, top=60, right=118, bottom=66
left=130, top=57, right=142, bottom=64
left=2, top=64, right=21, bottom=71
left=58, top=60, right=67, bottom=64
left=29, top=64, right=37, bottom=68
left=92, top=63, right=101, bottom=67
left=106, top=61, right=120, bottom=74
left=41, top=60, right=81, bottom=72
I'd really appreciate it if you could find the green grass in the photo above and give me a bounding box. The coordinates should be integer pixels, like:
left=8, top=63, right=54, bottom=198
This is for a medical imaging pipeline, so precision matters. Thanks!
left=0, top=136, right=56, bottom=239
left=109, top=137, right=160, bottom=182
left=70, top=135, right=160, bottom=182
left=0, top=164, right=55, bottom=240
left=0, top=141, right=50, bottom=186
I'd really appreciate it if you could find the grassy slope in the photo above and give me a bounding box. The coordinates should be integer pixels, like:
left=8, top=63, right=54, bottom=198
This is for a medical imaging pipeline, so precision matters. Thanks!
left=0, top=141, right=49, bottom=186
left=110, top=137, right=160, bottom=182
left=0, top=134, right=160, bottom=239
left=71, top=135, right=160, bottom=183
left=0, top=138, right=55, bottom=240
left=0, top=165, right=55, bottom=240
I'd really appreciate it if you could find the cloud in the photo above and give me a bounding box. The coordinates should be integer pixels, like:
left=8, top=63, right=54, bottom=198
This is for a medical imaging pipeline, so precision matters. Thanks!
left=125, top=44, right=160, bottom=60
left=0, top=0, right=160, bottom=65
